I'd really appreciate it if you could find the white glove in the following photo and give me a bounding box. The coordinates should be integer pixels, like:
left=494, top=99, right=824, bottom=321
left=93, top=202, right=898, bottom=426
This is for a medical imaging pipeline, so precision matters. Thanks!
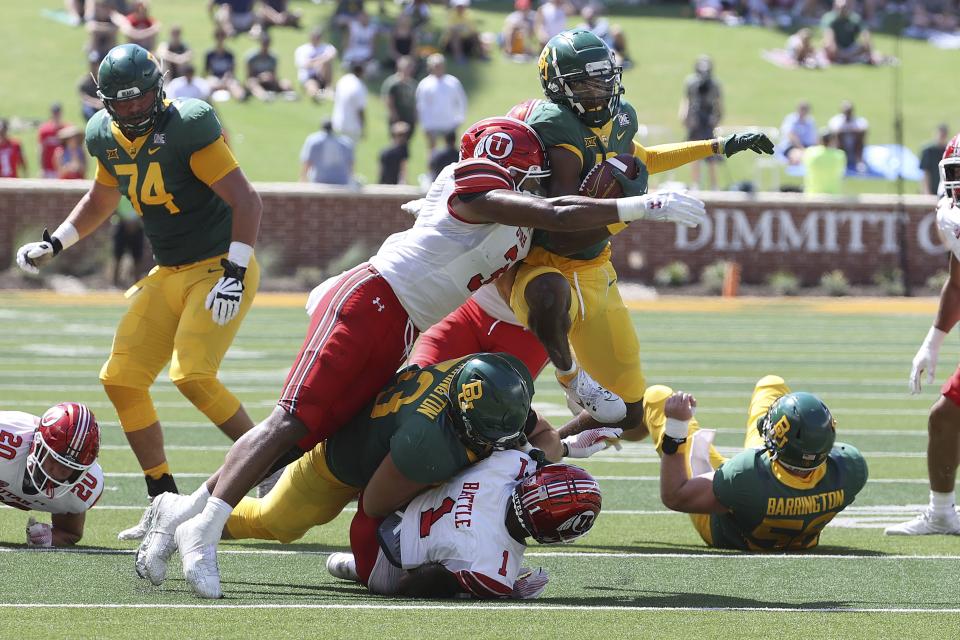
left=511, top=567, right=549, bottom=600
left=617, top=191, right=707, bottom=227
left=16, top=229, right=62, bottom=274
left=26, top=517, right=53, bottom=548
left=562, top=427, right=623, bottom=459
left=205, top=259, right=246, bottom=326
left=910, top=327, right=947, bottom=395
left=401, top=198, right=426, bottom=217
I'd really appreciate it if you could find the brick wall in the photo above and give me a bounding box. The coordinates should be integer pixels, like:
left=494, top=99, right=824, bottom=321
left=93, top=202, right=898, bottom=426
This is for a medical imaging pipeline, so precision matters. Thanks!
left=0, top=178, right=945, bottom=285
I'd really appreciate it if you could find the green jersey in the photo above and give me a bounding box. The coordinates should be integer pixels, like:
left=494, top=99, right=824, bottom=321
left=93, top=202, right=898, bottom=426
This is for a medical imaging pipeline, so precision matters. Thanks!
left=324, top=357, right=480, bottom=488
left=526, top=99, right=640, bottom=260
left=85, top=98, right=234, bottom=266
left=708, top=443, right=868, bottom=551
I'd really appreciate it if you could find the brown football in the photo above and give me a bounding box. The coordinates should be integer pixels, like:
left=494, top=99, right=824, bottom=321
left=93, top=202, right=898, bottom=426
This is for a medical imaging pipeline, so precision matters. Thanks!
left=578, top=154, right=639, bottom=199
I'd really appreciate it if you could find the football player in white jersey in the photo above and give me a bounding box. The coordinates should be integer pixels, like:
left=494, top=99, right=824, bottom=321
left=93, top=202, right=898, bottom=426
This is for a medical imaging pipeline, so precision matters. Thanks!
left=139, top=116, right=701, bottom=599
left=0, top=403, right=103, bottom=547
left=327, top=451, right=601, bottom=599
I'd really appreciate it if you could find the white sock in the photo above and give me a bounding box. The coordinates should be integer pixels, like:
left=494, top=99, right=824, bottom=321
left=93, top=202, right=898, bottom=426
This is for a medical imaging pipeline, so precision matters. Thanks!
left=930, top=490, right=955, bottom=514
left=556, top=362, right=578, bottom=378
left=187, top=483, right=212, bottom=514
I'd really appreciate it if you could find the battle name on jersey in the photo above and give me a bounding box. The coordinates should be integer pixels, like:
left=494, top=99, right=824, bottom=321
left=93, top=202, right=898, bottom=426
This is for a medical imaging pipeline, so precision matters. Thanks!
left=766, top=490, right=845, bottom=517
left=454, top=481, right=480, bottom=528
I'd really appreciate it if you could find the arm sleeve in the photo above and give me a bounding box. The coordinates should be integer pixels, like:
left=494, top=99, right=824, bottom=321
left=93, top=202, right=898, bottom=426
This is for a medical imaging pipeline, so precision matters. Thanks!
left=632, top=140, right=716, bottom=175
left=711, top=463, right=739, bottom=512
left=189, top=136, right=239, bottom=186
left=94, top=159, right=119, bottom=187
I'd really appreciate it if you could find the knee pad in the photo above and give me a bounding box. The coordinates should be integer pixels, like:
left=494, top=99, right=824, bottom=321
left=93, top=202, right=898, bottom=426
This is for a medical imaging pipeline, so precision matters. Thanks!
left=102, top=384, right=158, bottom=432
left=173, top=377, right=240, bottom=425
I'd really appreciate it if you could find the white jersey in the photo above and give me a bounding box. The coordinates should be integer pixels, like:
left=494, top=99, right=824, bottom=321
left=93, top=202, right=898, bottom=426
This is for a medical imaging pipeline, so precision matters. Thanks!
left=398, top=449, right=534, bottom=597
left=471, top=283, right=522, bottom=326
left=0, top=411, right=103, bottom=514
left=370, top=158, right=531, bottom=332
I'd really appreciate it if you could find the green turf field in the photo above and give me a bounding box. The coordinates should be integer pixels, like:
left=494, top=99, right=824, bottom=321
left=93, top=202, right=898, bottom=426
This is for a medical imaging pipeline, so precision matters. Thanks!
left=2, top=1, right=959, bottom=193
left=1, top=292, right=960, bottom=638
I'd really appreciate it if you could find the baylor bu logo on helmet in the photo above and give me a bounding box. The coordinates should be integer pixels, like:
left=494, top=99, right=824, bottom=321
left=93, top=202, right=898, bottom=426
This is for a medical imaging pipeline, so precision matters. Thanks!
left=26, top=403, right=100, bottom=498
left=460, top=117, right=550, bottom=191
left=512, top=463, right=602, bottom=544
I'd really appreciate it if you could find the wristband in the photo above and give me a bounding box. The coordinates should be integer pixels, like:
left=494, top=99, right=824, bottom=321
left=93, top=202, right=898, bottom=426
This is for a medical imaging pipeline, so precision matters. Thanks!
left=664, top=417, right=690, bottom=440
left=52, top=221, right=79, bottom=252
left=661, top=435, right=686, bottom=455
left=562, top=442, right=569, bottom=458
left=926, top=326, right=948, bottom=350
left=227, top=241, right=254, bottom=268
left=615, top=196, right=649, bottom=223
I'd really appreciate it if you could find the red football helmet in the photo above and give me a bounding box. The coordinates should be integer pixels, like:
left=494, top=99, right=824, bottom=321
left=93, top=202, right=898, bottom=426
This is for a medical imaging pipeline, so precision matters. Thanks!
left=511, top=463, right=602, bottom=544
left=941, top=134, right=960, bottom=206
left=460, top=117, right=550, bottom=193
left=505, top=99, right=545, bottom=123
left=26, top=403, right=100, bottom=498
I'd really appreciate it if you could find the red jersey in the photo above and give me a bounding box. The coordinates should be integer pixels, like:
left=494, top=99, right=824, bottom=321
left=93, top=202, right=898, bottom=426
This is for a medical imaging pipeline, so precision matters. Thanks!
left=0, top=139, right=24, bottom=178
left=37, top=120, right=65, bottom=173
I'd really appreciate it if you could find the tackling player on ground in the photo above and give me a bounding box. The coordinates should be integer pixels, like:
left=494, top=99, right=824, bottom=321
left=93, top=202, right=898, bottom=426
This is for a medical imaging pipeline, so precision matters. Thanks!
left=507, top=29, right=774, bottom=438
left=328, top=450, right=601, bottom=599
left=15, top=44, right=263, bottom=536
left=135, top=116, right=701, bottom=599
left=658, top=377, right=868, bottom=550
left=0, top=403, right=102, bottom=547
left=888, top=135, right=960, bottom=535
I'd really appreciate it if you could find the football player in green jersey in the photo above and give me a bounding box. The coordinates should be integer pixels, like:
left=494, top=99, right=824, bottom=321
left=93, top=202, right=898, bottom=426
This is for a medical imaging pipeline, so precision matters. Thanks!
left=658, top=376, right=868, bottom=551
left=15, top=44, right=264, bottom=531
left=508, top=29, right=774, bottom=439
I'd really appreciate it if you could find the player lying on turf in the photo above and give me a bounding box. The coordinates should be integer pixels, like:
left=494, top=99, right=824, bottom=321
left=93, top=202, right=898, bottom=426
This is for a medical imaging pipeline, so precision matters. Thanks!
left=136, top=353, right=619, bottom=594
left=328, top=450, right=601, bottom=599
left=0, top=403, right=102, bottom=547
left=658, top=376, right=868, bottom=551
left=504, top=29, right=774, bottom=440
left=888, top=141, right=960, bottom=535
left=134, top=116, right=700, bottom=599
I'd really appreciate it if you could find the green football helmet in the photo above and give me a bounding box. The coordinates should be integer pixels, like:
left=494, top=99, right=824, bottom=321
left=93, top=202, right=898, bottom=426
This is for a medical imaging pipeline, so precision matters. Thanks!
left=759, top=392, right=836, bottom=471
left=447, top=353, right=534, bottom=453
left=97, top=44, right=165, bottom=138
left=537, top=29, right=623, bottom=128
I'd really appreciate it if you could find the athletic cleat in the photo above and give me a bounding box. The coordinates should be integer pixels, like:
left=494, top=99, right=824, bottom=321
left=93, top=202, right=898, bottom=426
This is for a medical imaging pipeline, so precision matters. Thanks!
left=176, top=518, right=224, bottom=599
left=136, top=492, right=196, bottom=585
left=118, top=501, right=153, bottom=541
left=256, top=467, right=284, bottom=499
left=561, top=368, right=627, bottom=424
left=326, top=552, right=359, bottom=582
left=884, top=508, right=960, bottom=536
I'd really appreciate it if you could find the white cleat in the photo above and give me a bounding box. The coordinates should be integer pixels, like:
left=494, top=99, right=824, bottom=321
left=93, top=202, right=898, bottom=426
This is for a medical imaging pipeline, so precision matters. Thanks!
left=136, top=492, right=197, bottom=585
left=884, top=508, right=960, bottom=536
left=256, top=467, right=284, bottom=499
left=561, top=368, right=627, bottom=424
left=176, top=518, right=224, bottom=599
left=326, top=552, right=359, bottom=582
left=118, top=501, right=153, bottom=541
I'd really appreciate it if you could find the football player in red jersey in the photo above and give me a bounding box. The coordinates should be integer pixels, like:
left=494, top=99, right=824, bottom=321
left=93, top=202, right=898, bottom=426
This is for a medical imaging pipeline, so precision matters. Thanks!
left=329, top=451, right=601, bottom=599
left=889, top=134, right=960, bottom=535
left=139, top=116, right=701, bottom=599
left=0, top=403, right=103, bottom=546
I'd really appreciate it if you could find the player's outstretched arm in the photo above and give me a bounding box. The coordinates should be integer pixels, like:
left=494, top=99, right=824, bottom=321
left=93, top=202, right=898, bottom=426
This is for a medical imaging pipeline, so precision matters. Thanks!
left=16, top=180, right=120, bottom=274
left=659, top=392, right=726, bottom=514
left=911, top=252, right=960, bottom=393
left=526, top=411, right=564, bottom=462
left=50, top=512, right=86, bottom=546
left=362, top=454, right=430, bottom=519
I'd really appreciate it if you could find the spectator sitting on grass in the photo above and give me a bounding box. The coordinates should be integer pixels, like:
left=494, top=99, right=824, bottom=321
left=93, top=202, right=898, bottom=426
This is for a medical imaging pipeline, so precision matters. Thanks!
left=778, top=101, right=817, bottom=166
left=442, top=0, right=485, bottom=62
left=295, top=28, right=337, bottom=102
left=86, top=0, right=118, bottom=60
left=827, top=100, right=868, bottom=171
left=402, top=0, right=432, bottom=31
left=115, top=0, right=161, bottom=50
left=379, top=121, right=411, bottom=185
left=919, top=124, right=950, bottom=196
left=786, top=27, right=821, bottom=68
left=501, top=0, right=535, bottom=61
left=205, top=28, right=246, bottom=101
left=382, top=55, right=418, bottom=136
left=157, top=25, right=193, bottom=80
left=300, top=119, right=355, bottom=185
left=577, top=4, right=630, bottom=67
left=342, top=11, right=380, bottom=70
left=79, top=51, right=105, bottom=121
left=167, top=64, right=212, bottom=102
left=245, top=32, right=295, bottom=101
left=822, top=0, right=880, bottom=65
left=209, top=0, right=256, bottom=37
left=388, top=14, right=419, bottom=70
left=53, top=126, right=87, bottom=180
left=535, top=0, right=570, bottom=49
left=803, top=129, right=846, bottom=196
left=257, top=0, right=302, bottom=33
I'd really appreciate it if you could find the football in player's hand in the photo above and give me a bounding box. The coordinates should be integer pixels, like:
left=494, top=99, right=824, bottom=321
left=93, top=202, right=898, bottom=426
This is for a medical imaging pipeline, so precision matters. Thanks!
left=578, top=154, right=640, bottom=199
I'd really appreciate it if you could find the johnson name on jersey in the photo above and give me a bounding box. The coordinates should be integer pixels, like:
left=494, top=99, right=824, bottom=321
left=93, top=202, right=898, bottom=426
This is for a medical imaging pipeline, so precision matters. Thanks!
left=398, top=449, right=535, bottom=597
left=0, top=412, right=103, bottom=514
left=370, top=159, right=531, bottom=331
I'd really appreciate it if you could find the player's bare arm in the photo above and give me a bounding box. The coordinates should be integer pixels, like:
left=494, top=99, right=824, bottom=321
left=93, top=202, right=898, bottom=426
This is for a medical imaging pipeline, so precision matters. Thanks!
left=396, top=563, right=462, bottom=598
left=527, top=413, right=563, bottom=461
left=362, top=454, right=430, bottom=519
left=658, top=392, right=727, bottom=514
left=50, top=512, right=86, bottom=547
left=209, top=167, right=262, bottom=248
